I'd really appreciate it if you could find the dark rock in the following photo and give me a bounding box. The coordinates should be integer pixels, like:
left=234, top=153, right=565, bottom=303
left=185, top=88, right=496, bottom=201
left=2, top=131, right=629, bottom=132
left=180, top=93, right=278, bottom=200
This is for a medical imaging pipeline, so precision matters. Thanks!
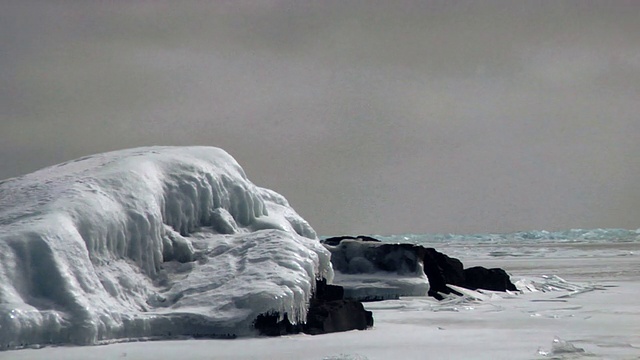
left=254, top=279, right=373, bottom=336
left=376, top=243, right=423, bottom=273
left=322, top=236, right=357, bottom=246
left=355, top=235, right=382, bottom=243
left=357, top=295, right=398, bottom=302
left=422, top=247, right=465, bottom=299
left=304, top=299, right=373, bottom=335
left=322, top=235, right=381, bottom=246
left=463, top=266, right=518, bottom=292
left=254, top=312, right=301, bottom=336
left=315, top=278, right=344, bottom=301
left=322, top=236, right=518, bottom=300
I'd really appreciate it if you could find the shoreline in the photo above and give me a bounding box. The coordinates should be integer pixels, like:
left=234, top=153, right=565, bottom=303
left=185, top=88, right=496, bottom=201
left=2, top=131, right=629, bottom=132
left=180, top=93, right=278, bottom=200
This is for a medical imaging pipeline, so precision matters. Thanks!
left=4, top=242, right=638, bottom=360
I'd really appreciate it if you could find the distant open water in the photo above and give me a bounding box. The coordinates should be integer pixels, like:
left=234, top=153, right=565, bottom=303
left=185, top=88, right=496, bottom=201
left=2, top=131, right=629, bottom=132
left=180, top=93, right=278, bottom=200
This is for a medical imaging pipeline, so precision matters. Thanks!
left=323, top=228, right=640, bottom=261
left=374, top=228, right=640, bottom=244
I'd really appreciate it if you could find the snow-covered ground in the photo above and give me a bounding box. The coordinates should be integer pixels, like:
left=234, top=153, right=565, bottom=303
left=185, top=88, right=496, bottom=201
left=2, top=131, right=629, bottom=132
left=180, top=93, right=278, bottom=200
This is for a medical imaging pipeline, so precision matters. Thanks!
left=1, top=146, right=638, bottom=359
left=5, top=241, right=639, bottom=359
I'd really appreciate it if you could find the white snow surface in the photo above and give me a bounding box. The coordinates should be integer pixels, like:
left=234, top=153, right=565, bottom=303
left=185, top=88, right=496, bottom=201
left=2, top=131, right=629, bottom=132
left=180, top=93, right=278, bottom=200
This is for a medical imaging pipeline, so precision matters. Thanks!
left=5, top=238, right=639, bottom=359
left=0, top=146, right=333, bottom=349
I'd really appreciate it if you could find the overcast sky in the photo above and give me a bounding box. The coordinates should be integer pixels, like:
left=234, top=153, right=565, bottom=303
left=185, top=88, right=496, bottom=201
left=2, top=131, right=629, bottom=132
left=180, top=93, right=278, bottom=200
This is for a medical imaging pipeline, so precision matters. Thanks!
left=1, top=1, right=639, bottom=235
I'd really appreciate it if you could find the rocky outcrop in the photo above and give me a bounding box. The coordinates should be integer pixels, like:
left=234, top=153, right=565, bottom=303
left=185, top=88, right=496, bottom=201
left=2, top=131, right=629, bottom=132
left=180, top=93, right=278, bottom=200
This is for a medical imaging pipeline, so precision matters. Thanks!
left=329, top=241, right=422, bottom=275
left=463, top=266, right=518, bottom=292
left=313, top=277, right=345, bottom=301
left=420, top=247, right=466, bottom=299
left=254, top=235, right=516, bottom=336
left=254, top=278, right=373, bottom=336
left=323, top=235, right=381, bottom=246
left=304, top=298, right=374, bottom=335
left=322, top=236, right=517, bottom=300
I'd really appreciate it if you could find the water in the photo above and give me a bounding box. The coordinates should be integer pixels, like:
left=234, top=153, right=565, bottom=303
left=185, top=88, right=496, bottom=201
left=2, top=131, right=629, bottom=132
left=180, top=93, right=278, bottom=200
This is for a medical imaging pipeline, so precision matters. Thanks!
left=322, top=229, right=640, bottom=283
left=366, top=228, right=640, bottom=260
left=374, top=228, right=640, bottom=244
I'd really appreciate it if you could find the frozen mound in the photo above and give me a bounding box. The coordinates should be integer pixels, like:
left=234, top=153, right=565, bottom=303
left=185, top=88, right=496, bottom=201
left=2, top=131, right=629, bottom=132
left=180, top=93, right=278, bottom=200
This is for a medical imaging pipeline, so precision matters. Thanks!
left=0, top=146, right=333, bottom=349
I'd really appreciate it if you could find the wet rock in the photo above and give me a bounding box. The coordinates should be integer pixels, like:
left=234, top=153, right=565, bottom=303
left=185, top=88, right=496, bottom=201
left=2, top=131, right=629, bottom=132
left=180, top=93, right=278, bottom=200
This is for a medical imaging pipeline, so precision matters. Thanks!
left=304, top=299, right=373, bottom=335
left=463, top=266, right=518, bottom=292
left=421, top=247, right=466, bottom=299
left=315, top=278, right=344, bottom=301
left=254, top=279, right=373, bottom=336
left=254, top=312, right=301, bottom=336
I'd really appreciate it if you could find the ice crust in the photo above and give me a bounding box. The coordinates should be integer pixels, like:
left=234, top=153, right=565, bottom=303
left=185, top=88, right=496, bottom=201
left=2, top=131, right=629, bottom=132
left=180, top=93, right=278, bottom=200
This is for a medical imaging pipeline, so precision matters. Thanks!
left=0, top=146, right=333, bottom=349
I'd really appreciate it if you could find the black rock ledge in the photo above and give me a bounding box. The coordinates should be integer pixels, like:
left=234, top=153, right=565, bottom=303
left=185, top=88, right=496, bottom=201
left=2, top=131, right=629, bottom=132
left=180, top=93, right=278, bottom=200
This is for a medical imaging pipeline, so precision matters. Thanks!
left=254, top=278, right=374, bottom=336
left=322, top=235, right=517, bottom=300
left=254, top=234, right=517, bottom=336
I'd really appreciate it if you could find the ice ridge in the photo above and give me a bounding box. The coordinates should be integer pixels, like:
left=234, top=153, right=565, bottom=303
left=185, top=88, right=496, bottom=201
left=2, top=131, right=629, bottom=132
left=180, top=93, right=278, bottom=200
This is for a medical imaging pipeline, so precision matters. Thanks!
left=0, top=146, right=332, bottom=349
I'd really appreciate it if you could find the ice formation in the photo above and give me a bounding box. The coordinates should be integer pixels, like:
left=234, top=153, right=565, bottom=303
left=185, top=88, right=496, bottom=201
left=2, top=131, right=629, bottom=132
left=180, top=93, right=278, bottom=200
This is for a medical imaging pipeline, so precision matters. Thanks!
left=323, top=239, right=429, bottom=301
left=0, top=146, right=333, bottom=349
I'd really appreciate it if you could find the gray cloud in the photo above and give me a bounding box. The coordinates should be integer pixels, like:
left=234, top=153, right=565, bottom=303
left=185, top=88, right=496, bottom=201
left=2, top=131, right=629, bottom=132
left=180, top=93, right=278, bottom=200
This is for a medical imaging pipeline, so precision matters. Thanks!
left=1, top=1, right=639, bottom=235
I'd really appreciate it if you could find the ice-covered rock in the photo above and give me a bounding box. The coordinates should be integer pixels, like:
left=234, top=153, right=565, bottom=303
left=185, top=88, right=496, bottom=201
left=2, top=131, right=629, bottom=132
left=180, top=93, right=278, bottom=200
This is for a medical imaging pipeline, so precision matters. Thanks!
left=322, top=238, right=430, bottom=300
left=0, top=146, right=333, bottom=349
left=253, top=279, right=373, bottom=336
left=322, top=236, right=517, bottom=301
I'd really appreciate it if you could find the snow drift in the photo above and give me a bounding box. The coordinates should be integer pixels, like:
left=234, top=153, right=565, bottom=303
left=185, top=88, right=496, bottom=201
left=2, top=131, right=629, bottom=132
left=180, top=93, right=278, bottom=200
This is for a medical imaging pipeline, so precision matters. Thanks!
left=0, top=146, right=333, bottom=349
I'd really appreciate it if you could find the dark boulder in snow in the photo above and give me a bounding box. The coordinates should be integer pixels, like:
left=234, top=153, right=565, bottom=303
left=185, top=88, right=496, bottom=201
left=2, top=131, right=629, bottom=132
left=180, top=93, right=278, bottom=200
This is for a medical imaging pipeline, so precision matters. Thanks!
left=420, top=247, right=466, bottom=299
left=304, top=299, right=373, bottom=335
left=463, top=266, right=518, bottom=292
left=254, top=279, right=373, bottom=336
left=305, top=278, right=373, bottom=334
left=254, top=313, right=302, bottom=337
left=420, top=250, right=519, bottom=298
left=314, top=278, right=345, bottom=301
